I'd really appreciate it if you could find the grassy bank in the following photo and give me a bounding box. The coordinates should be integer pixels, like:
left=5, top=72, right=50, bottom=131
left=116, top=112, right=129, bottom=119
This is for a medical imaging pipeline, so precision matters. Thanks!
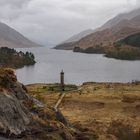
left=27, top=82, right=140, bottom=140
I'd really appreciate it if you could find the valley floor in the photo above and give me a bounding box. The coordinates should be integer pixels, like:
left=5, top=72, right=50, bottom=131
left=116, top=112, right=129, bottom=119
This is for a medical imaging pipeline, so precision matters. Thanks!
left=27, top=82, right=140, bottom=140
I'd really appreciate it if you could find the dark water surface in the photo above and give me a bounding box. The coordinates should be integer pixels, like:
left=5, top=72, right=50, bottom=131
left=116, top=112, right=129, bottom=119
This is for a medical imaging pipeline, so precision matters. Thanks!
left=16, top=47, right=140, bottom=85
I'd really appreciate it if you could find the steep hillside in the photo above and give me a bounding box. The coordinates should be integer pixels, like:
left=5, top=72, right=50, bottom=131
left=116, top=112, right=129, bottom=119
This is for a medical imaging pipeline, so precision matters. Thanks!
left=54, top=29, right=93, bottom=50
left=118, top=32, right=140, bottom=48
left=54, top=8, right=140, bottom=50
left=76, top=27, right=140, bottom=49
left=73, top=31, right=140, bottom=60
left=76, top=14, right=140, bottom=50
left=64, top=29, right=93, bottom=43
left=100, top=8, right=140, bottom=30
left=0, top=22, right=41, bottom=48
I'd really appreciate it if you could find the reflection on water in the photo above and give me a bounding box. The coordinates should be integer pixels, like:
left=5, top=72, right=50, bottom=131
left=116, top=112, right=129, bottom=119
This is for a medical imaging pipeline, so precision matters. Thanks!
left=16, top=47, right=140, bottom=85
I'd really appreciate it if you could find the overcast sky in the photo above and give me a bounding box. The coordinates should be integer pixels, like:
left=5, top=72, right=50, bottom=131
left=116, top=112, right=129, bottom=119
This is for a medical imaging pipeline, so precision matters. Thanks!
left=0, top=0, right=139, bottom=46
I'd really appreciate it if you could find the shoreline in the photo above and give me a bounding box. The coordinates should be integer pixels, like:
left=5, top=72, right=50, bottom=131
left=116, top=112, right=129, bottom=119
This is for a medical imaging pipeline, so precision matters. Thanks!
left=26, top=80, right=140, bottom=86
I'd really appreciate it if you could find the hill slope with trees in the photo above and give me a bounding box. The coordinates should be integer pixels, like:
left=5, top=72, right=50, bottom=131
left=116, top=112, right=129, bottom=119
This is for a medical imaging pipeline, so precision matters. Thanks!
left=118, top=33, right=140, bottom=48
left=0, top=47, right=36, bottom=68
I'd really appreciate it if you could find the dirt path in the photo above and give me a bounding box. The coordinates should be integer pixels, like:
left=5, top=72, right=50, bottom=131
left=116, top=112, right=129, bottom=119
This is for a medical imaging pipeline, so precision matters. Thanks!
left=54, top=92, right=66, bottom=111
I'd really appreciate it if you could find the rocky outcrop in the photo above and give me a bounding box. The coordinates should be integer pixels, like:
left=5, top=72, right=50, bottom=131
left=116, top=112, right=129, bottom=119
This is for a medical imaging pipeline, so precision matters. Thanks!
left=0, top=68, right=77, bottom=140
left=0, top=68, right=31, bottom=137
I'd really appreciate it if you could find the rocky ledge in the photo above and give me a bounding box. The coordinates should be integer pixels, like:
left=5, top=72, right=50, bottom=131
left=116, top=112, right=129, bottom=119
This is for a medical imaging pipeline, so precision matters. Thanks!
left=0, top=68, right=84, bottom=140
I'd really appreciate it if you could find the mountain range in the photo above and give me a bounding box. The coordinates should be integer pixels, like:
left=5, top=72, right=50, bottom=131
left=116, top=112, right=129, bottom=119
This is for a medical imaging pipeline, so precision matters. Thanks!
left=54, top=8, right=140, bottom=50
left=0, top=22, right=41, bottom=48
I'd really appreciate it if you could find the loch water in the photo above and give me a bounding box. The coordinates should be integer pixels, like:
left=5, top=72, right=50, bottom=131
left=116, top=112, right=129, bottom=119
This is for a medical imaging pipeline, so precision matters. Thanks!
left=16, top=47, right=140, bottom=85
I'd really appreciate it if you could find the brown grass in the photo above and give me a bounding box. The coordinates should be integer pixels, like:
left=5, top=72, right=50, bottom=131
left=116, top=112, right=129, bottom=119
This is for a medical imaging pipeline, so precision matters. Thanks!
left=27, top=82, right=140, bottom=140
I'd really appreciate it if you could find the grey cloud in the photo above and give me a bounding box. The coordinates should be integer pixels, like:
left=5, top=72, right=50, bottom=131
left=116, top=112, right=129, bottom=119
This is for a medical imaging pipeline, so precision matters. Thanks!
left=0, top=0, right=30, bottom=7
left=0, top=0, right=32, bottom=21
left=136, top=0, right=140, bottom=4
left=0, top=0, right=139, bottom=46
